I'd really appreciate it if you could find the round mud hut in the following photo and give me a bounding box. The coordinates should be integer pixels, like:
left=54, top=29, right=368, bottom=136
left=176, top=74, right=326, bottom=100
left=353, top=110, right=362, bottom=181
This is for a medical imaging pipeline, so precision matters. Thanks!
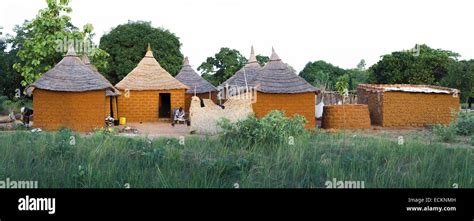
left=250, top=48, right=320, bottom=128
left=28, top=46, right=117, bottom=131
left=219, top=46, right=262, bottom=99
left=175, top=57, right=217, bottom=114
left=115, top=45, right=189, bottom=122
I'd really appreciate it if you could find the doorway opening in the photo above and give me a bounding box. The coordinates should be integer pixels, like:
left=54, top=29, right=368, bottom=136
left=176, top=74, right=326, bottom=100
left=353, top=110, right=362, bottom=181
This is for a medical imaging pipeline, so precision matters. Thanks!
left=159, top=93, right=171, bottom=118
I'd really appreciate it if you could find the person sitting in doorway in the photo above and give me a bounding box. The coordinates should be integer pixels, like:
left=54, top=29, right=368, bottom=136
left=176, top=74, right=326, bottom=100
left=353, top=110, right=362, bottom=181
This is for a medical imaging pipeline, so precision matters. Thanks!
left=172, top=107, right=186, bottom=126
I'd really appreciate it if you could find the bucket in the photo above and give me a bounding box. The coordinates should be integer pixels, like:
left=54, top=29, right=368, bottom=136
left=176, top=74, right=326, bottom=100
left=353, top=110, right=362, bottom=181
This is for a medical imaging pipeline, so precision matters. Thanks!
left=119, top=117, right=126, bottom=125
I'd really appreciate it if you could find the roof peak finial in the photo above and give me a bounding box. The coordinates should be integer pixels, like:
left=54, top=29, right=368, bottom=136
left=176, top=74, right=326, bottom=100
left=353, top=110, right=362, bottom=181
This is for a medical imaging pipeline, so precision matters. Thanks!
left=270, top=46, right=281, bottom=61
left=183, top=56, right=190, bottom=65
left=145, top=43, right=154, bottom=57
left=248, top=45, right=257, bottom=63
left=66, top=43, right=77, bottom=57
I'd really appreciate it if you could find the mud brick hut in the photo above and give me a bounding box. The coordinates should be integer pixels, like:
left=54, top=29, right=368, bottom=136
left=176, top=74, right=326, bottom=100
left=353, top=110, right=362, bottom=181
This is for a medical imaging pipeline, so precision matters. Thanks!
left=115, top=45, right=188, bottom=122
left=357, top=84, right=460, bottom=127
left=250, top=48, right=320, bottom=128
left=219, top=46, right=262, bottom=96
left=175, top=57, right=217, bottom=114
left=82, top=55, right=120, bottom=121
left=27, top=46, right=118, bottom=131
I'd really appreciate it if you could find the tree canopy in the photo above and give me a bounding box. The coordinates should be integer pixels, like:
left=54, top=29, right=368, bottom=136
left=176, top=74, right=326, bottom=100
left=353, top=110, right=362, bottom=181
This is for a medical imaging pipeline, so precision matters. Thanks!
left=368, top=44, right=459, bottom=85
left=13, top=0, right=108, bottom=87
left=442, top=60, right=474, bottom=102
left=99, top=21, right=184, bottom=84
left=299, top=60, right=347, bottom=90
left=197, top=47, right=247, bottom=86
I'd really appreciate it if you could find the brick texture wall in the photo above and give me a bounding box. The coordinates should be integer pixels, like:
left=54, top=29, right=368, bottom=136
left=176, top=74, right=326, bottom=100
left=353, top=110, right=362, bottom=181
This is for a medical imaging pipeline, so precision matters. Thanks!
left=117, top=89, right=185, bottom=122
left=33, top=89, right=106, bottom=131
left=381, top=92, right=459, bottom=127
left=252, top=92, right=316, bottom=128
left=322, top=104, right=371, bottom=129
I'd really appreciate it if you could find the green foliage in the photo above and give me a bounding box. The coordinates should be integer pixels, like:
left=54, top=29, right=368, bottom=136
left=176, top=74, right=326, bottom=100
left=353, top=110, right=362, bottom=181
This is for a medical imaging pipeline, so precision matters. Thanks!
left=0, top=129, right=472, bottom=188
left=198, top=47, right=247, bottom=86
left=256, top=55, right=269, bottom=66
left=12, top=0, right=108, bottom=86
left=48, top=127, right=76, bottom=157
left=442, top=60, right=474, bottom=102
left=335, top=75, right=349, bottom=96
left=368, top=44, right=459, bottom=85
left=0, top=39, right=23, bottom=99
left=455, top=112, right=474, bottom=136
left=299, top=60, right=347, bottom=90
left=433, top=124, right=457, bottom=143
left=99, top=21, right=183, bottom=84
left=218, top=110, right=306, bottom=147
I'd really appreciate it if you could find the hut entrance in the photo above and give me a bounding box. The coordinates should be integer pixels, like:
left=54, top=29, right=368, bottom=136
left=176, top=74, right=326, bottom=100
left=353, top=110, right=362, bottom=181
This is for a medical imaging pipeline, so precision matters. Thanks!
left=159, top=93, right=171, bottom=118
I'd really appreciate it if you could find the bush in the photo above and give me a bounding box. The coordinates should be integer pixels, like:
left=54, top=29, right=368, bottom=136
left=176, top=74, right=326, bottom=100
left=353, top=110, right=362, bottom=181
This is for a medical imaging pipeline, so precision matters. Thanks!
left=218, top=110, right=307, bottom=147
left=0, top=96, right=8, bottom=113
left=455, top=111, right=474, bottom=136
left=433, top=124, right=457, bottom=143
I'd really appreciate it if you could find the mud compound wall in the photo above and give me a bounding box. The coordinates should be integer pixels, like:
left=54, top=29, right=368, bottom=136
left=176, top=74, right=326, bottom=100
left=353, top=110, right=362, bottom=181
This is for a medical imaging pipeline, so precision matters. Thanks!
left=381, top=92, right=459, bottom=127
left=322, top=104, right=371, bottom=129
left=252, top=92, right=316, bottom=128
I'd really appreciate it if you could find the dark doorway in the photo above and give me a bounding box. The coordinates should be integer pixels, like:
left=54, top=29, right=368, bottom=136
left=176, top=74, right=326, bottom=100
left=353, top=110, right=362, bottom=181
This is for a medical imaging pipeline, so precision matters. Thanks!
left=159, top=93, right=171, bottom=118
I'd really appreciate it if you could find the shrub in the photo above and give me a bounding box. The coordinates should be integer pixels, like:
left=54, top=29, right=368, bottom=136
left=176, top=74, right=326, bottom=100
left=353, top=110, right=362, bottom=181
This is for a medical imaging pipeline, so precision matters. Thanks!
left=455, top=111, right=474, bottom=136
left=48, top=127, right=77, bottom=157
left=218, top=110, right=307, bottom=147
left=433, top=124, right=457, bottom=143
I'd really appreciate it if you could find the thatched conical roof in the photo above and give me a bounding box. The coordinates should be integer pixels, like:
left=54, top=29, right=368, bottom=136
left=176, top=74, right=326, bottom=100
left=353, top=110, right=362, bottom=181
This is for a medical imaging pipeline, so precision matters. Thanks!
left=219, top=46, right=261, bottom=88
left=250, top=48, right=319, bottom=94
left=175, top=57, right=217, bottom=94
left=81, top=55, right=120, bottom=96
left=28, top=46, right=113, bottom=94
left=115, top=44, right=188, bottom=91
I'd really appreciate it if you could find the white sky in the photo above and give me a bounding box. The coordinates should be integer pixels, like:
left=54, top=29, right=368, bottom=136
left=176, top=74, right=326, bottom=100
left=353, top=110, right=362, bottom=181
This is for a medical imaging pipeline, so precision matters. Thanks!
left=1, top=0, right=474, bottom=72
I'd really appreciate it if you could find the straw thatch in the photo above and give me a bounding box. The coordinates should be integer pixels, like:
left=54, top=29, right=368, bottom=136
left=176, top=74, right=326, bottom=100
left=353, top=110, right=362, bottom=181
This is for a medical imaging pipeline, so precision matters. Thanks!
left=81, top=55, right=120, bottom=96
left=250, top=48, right=320, bottom=94
left=28, top=46, right=113, bottom=94
left=175, top=57, right=217, bottom=94
left=115, top=45, right=188, bottom=91
left=219, top=46, right=261, bottom=88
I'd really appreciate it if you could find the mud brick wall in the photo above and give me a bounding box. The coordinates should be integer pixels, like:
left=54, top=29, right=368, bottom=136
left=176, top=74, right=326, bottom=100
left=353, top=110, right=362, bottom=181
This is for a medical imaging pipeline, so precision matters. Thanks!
left=381, top=92, right=459, bottom=127
left=184, top=92, right=217, bottom=115
left=117, top=89, right=185, bottom=122
left=252, top=92, right=316, bottom=128
left=33, top=89, right=106, bottom=131
left=322, top=104, right=371, bottom=129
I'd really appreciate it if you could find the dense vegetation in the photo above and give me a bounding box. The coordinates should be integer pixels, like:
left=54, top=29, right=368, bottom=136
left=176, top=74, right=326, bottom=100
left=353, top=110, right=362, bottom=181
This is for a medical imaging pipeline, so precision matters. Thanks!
left=99, top=21, right=184, bottom=83
left=0, top=112, right=472, bottom=188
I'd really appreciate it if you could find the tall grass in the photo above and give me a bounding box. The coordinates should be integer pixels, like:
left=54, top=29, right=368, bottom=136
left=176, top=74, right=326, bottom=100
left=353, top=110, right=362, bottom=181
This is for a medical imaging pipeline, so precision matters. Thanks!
left=0, top=129, right=472, bottom=188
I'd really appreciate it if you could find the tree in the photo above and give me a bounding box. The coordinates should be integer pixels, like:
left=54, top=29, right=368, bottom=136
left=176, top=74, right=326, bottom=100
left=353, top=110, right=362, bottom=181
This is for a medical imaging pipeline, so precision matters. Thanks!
left=99, top=21, right=183, bottom=84
left=368, top=44, right=459, bottom=85
left=0, top=40, right=23, bottom=99
left=299, top=60, right=346, bottom=90
left=12, top=0, right=108, bottom=86
left=256, top=55, right=269, bottom=66
left=442, top=60, right=474, bottom=105
left=357, top=59, right=366, bottom=71
left=198, top=47, right=247, bottom=86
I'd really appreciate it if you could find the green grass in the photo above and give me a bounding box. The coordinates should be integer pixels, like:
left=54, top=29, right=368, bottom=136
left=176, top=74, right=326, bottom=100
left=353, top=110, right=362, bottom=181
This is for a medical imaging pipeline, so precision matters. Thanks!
left=0, top=130, right=472, bottom=188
